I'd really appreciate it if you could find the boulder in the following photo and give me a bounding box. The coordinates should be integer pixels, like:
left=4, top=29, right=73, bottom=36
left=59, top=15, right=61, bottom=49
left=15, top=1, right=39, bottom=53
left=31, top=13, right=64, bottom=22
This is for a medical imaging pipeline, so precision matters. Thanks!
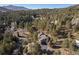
left=75, top=40, right=79, bottom=47
left=38, top=32, right=50, bottom=51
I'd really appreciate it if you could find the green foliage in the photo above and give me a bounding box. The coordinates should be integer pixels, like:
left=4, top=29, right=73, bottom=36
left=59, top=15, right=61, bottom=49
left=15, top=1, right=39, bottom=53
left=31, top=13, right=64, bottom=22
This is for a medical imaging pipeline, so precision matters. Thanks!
left=0, top=32, right=17, bottom=54
left=0, top=6, right=79, bottom=55
left=62, top=39, right=69, bottom=48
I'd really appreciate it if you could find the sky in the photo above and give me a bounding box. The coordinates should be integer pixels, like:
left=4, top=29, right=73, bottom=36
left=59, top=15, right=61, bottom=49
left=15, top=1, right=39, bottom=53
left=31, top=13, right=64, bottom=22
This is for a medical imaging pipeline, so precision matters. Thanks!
left=0, top=4, right=74, bottom=9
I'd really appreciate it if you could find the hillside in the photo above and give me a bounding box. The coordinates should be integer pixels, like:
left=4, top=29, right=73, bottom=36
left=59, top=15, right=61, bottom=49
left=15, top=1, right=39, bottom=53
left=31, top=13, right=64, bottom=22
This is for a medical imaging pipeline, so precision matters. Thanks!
left=0, top=5, right=79, bottom=55
left=3, top=5, right=29, bottom=11
left=0, top=7, right=10, bottom=12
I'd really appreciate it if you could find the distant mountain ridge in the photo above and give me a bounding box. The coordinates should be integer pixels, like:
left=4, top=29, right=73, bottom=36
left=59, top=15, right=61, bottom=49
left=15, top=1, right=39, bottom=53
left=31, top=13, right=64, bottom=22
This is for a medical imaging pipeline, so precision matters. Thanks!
left=3, top=5, right=29, bottom=11
left=0, top=7, right=11, bottom=12
left=67, top=4, right=79, bottom=9
left=0, top=5, right=79, bottom=12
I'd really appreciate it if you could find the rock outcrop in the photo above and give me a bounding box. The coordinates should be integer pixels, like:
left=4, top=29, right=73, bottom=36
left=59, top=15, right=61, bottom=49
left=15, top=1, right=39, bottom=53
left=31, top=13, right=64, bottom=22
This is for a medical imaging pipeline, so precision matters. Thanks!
left=38, top=32, right=50, bottom=51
